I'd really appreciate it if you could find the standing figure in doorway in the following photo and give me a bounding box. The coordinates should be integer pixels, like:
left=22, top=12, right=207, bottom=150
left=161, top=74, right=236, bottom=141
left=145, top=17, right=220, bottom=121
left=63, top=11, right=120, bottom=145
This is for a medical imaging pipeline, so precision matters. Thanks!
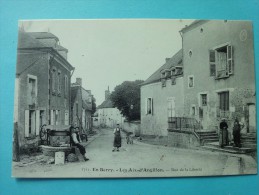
left=112, top=124, right=121, bottom=152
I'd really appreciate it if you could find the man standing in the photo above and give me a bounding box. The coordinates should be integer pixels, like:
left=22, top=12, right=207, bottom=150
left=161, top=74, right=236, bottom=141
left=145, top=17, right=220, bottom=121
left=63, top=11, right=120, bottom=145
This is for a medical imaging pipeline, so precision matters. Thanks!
left=71, top=126, right=89, bottom=161
left=112, top=124, right=122, bottom=152
left=232, top=118, right=243, bottom=148
left=219, top=118, right=229, bottom=148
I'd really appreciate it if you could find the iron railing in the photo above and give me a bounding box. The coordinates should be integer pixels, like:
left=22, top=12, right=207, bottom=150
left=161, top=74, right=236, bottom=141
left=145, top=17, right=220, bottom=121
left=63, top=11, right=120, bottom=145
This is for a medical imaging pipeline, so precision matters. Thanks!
left=168, top=117, right=201, bottom=132
left=216, top=107, right=231, bottom=119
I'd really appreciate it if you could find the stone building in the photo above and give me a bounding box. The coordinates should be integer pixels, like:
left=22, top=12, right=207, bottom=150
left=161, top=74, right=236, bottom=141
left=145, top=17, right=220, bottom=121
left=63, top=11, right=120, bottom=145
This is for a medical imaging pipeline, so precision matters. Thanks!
left=71, top=78, right=93, bottom=132
left=140, top=50, right=184, bottom=136
left=97, top=87, right=124, bottom=128
left=140, top=20, right=256, bottom=148
left=14, top=31, right=74, bottom=152
left=181, top=20, right=256, bottom=134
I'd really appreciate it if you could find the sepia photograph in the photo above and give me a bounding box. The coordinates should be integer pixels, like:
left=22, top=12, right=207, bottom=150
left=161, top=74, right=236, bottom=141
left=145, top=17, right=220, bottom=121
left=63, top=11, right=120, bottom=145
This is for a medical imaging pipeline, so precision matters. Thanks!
left=12, top=19, right=257, bottom=178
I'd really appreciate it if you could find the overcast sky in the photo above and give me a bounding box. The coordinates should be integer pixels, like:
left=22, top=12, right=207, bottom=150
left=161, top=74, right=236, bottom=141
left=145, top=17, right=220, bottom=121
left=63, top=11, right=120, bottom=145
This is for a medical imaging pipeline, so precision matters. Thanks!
left=21, top=19, right=193, bottom=105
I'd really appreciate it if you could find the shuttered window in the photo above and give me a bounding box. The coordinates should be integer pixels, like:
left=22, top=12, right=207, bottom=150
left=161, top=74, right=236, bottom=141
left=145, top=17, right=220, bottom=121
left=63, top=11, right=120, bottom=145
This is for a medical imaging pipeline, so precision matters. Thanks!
left=209, top=50, right=216, bottom=76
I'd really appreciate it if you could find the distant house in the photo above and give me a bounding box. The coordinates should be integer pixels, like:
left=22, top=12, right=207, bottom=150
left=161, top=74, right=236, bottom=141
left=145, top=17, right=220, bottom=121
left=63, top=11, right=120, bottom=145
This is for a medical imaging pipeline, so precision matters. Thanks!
left=181, top=20, right=256, bottom=134
left=97, top=87, right=124, bottom=128
left=71, top=78, right=93, bottom=131
left=140, top=50, right=184, bottom=136
left=14, top=31, right=74, bottom=152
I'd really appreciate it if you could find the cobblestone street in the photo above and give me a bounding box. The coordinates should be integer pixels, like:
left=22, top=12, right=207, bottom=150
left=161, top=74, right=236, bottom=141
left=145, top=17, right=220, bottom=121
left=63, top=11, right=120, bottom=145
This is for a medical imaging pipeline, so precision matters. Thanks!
left=13, top=128, right=257, bottom=178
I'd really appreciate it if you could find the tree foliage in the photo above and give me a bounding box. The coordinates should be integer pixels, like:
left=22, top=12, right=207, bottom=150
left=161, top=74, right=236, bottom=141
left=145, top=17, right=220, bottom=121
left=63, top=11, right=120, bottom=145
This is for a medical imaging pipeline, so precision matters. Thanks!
left=91, top=96, right=97, bottom=116
left=110, top=80, right=144, bottom=121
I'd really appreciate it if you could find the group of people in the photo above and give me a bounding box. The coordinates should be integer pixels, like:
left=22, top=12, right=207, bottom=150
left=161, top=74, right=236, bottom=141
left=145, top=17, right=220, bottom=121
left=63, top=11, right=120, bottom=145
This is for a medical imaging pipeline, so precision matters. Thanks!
left=219, top=118, right=244, bottom=148
left=70, top=123, right=122, bottom=161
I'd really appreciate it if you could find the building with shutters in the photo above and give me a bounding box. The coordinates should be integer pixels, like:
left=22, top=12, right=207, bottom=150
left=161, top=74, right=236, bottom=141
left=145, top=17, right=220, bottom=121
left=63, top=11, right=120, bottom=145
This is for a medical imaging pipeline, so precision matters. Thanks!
left=181, top=20, right=256, bottom=134
left=71, top=78, right=93, bottom=132
left=140, top=20, right=256, bottom=145
left=14, top=31, right=74, bottom=153
left=140, top=50, right=184, bottom=136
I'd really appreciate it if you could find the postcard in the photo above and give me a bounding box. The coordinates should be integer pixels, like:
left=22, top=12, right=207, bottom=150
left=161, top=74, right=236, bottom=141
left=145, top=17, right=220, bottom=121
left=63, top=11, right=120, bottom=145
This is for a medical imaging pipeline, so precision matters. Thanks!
left=12, top=19, right=257, bottom=178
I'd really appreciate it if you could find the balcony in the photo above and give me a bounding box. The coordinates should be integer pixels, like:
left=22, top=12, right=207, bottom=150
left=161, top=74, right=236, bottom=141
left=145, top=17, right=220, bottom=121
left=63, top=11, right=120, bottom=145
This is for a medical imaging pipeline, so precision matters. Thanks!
left=216, top=108, right=231, bottom=119
left=216, top=69, right=229, bottom=79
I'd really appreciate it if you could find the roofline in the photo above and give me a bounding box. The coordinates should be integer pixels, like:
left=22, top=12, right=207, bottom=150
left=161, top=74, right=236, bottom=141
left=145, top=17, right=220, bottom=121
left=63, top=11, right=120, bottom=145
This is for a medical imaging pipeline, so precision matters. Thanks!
left=18, top=47, right=74, bottom=71
left=180, top=20, right=209, bottom=34
left=140, top=74, right=183, bottom=87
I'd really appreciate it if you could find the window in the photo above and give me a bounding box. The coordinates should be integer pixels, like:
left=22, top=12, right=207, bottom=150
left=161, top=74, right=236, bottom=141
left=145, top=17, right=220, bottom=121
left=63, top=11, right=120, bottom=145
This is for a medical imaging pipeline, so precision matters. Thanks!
left=209, top=44, right=233, bottom=78
left=55, top=110, right=60, bottom=125
left=25, top=110, right=36, bottom=137
left=201, top=94, right=207, bottom=106
left=64, top=75, right=68, bottom=98
left=27, top=75, right=37, bottom=105
left=57, top=71, right=61, bottom=95
left=146, top=98, right=153, bottom=115
left=39, top=110, right=45, bottom=127
left=76, top=103, right=79, bottom=117
left=209, top=50, right=216, bottom=76
left=218, top=91, right=229, bottom=111
left=171, top=76, right=176, bottom=85
left=191, top=106, right=196, bottom=116
left=188, top=76, right=194, bottom=88
left=52, top=68, right=56, bottom=94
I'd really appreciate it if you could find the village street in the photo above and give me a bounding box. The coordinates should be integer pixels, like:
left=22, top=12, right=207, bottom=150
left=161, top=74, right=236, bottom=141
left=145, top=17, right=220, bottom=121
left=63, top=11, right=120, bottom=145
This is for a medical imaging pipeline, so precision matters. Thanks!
left=13, top=128, right=257, bottom=178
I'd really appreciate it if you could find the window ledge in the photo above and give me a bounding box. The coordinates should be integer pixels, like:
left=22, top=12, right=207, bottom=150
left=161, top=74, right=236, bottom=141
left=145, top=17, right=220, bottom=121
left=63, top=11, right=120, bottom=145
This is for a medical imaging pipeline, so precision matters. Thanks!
left=25, top=135, right=37, bottom=140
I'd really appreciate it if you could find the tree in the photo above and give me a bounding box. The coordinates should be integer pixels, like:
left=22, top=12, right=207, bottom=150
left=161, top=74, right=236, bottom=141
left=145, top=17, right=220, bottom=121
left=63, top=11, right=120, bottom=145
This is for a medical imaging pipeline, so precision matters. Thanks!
left=91, top=95, right=96, bottom=116
left=110, top=80, right=144, bottom=121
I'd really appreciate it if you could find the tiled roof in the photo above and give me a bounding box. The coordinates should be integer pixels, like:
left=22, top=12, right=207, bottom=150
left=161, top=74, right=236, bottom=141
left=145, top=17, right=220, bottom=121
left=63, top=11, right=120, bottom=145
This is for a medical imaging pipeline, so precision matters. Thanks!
left=98, top=99, right=114, bottom=109
left=18, top=31, right=48, bottom=49
left=27, top=32, right=59, bottom=40
left=141, top=49, right=183, bottom=86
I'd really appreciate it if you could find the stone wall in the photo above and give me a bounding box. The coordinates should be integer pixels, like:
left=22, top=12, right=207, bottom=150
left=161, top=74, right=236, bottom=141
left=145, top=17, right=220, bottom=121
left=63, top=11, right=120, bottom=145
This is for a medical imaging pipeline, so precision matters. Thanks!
left=167, top=130, right=200, bottom=148
left=122, top=121, right=141, bottom=136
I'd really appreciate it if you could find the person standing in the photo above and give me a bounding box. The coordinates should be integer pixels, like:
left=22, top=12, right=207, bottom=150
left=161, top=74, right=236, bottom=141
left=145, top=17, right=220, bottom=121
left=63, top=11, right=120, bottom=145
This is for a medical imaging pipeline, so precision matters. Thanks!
left=112, top=124, right=122, bottom=152
left=71, top=126, right=89, bottom=161
left=232, top=118, right=243, bottom=148
left=219, top=118, right=229, bottom=148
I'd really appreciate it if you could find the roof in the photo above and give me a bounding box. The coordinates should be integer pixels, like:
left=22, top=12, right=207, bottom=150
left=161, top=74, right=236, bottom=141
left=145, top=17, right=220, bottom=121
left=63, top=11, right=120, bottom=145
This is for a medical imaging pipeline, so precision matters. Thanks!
left=141, top=49, right=183, bottom=86
left=98, top=99, right=114, bottom=109
left=18, top=31, right=48, bottom=49
left=17, top=31, right=74, bottom=72
left=180, top=20, right=209, bottom=34
left=71, top=86, right=79, bottom=104
left=27, top=32, right=59, bottom=40
left=27, top=32, right=68, bottom=52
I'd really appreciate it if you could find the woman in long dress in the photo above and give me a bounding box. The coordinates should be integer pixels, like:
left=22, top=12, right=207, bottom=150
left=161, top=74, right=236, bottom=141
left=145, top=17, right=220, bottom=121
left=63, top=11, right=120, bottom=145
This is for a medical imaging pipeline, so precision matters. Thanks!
left=112, top=124, right=121, bottom=152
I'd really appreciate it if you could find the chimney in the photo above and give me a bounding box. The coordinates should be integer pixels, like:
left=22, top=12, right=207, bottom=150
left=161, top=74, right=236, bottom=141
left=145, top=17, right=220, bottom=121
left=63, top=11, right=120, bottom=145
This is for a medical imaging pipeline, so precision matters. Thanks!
left=165, top=58, right=170, bottom=63
left=76, top=78, right=82, bottom=86
left=105, top=86, right=110, bottom=100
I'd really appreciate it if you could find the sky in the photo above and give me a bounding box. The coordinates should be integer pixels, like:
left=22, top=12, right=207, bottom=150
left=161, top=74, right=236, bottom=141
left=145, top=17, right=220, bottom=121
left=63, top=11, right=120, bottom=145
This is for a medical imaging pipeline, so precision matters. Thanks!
left=20, top=19, right=193, bottom=105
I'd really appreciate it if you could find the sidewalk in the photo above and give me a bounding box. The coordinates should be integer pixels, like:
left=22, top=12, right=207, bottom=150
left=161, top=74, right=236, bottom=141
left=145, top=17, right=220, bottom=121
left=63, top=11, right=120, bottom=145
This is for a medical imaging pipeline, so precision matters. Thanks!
left=132, top=134, right=257, bottom=175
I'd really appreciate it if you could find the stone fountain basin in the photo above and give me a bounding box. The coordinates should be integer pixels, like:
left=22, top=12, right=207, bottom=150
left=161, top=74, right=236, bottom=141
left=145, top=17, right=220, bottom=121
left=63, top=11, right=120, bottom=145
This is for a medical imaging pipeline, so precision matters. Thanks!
left=40, top=145, right=74, bottom=157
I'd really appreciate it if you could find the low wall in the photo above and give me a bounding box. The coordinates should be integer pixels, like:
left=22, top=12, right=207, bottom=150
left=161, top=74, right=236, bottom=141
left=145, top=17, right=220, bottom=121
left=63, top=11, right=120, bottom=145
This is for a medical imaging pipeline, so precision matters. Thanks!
left=123, top=121, right=141, bottom=137
left=167, top=130, right=200, bottom=148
